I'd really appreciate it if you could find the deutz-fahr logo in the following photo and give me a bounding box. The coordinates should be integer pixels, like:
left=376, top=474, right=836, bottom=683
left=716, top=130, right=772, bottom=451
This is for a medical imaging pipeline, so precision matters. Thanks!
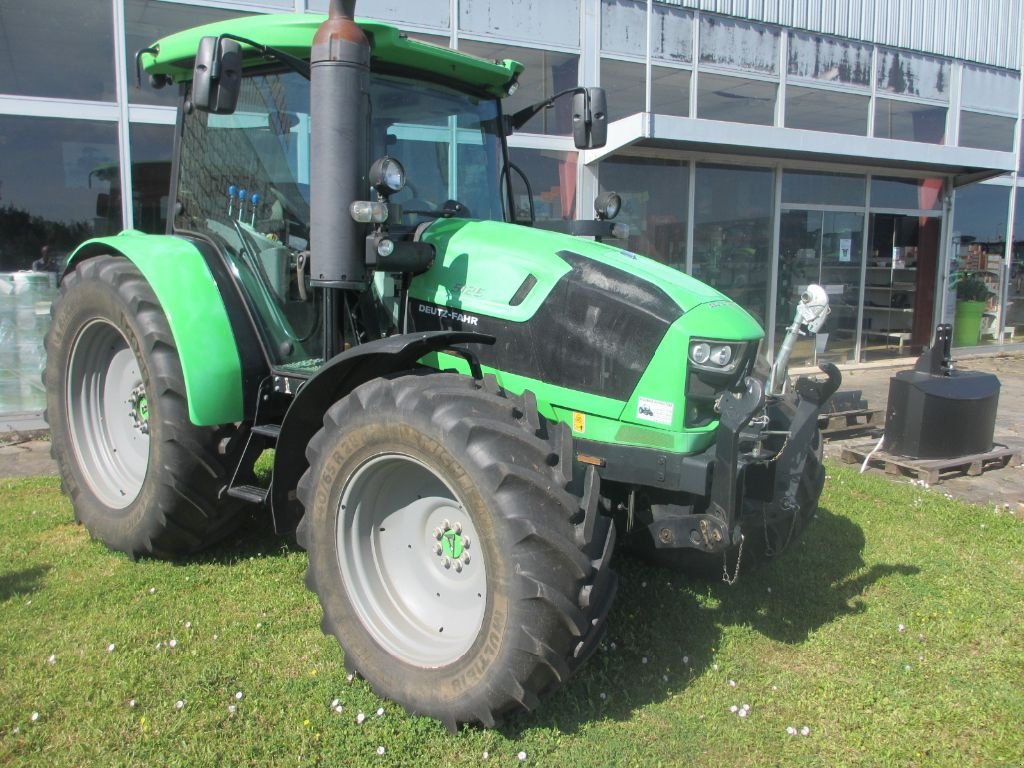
left=417, top=304, right=480, bottom=327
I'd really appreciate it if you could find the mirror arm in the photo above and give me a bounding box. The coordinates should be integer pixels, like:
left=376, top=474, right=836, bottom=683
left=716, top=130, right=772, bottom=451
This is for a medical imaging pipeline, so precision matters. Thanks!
left=214, top=33, right=311, bottom=80
left=509, top=87, right=583, bottom=131
left=135, top=47, right=159, bottom=88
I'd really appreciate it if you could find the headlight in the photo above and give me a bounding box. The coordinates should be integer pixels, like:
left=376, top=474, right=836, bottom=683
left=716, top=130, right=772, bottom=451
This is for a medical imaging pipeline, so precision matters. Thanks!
left=368, top=156, right=406, bottom=196
left=688, top=339, right=744, bottom=373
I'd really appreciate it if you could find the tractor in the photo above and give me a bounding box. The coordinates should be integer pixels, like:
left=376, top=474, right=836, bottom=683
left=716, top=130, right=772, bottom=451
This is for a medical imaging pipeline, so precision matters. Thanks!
left=44, top=0, right=840, bottom=731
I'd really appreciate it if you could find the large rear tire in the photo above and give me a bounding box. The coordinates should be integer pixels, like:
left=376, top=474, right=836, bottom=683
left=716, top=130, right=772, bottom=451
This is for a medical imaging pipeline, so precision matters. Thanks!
left=296, top=373, right=617, bottom=730
left=44, top=255, right=243, bottom=559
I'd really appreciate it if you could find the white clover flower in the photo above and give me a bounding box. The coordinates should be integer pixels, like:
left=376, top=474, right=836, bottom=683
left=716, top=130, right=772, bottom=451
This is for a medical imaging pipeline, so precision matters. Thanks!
left=149, top=587, right=156, bottom=594
left=30, top=712, right=40, bottom=722
left=331, top=698, right=340, bottom=708
left=334, top=705, right=343, bottom=714
left=682, top=655, right=689, bottom=665
left=483, top=751, right=489, bottom=759
left=517, top=751, right=527, bottom=761
left=376, top=707, right=384, bottom=717
left=801, top=726, right=811, bottom=736
left=356, top=712, right=366, bottom=725
left=47, top=654, right=56, bottom=664
left=738, top=709, right=748, bottom=718
left=346, top=674, right=354, bottom=683
left=599, top=692, right=607, bottom=700
left=786, top=726, right=797, bottom=736
left=730, top=705, right=738, bottom=713
left=376, top=747, right=385, bottom=756
left=729, top=680, right=736, bottom=688
left=234, top=691, right=243, bottom=701
left=107, top=643, right=116, bottom=653
left=184, top=621, right=192, bottom=629
left=175, top=700, right=185, bottom=710
left=641, top=656, right=648, bottom=664
left=128, top=699, right=137, bottom=708
left=228, top=704, right=237, bottom=715
left=168, top=639, right=178, bottom=648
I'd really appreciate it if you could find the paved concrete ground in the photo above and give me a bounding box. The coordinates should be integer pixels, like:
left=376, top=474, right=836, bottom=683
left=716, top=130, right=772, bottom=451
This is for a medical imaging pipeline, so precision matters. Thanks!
left=2, top=351, right=1022, bottom=508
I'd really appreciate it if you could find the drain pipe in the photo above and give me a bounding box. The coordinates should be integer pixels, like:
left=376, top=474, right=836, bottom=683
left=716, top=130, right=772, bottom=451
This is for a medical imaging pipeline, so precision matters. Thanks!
left=310, top=0, right=370, bottom=357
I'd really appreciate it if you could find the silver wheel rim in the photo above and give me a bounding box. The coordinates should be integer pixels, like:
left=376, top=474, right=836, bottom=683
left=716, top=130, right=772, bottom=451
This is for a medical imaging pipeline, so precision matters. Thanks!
left=338, top=453, right=487, bottom=668
left=66, top=319, right=150, bottom=509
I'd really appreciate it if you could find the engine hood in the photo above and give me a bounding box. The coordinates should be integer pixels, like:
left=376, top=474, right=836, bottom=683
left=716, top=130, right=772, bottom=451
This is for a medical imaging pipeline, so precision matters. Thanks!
left=413, top=219, right=741, bottom=320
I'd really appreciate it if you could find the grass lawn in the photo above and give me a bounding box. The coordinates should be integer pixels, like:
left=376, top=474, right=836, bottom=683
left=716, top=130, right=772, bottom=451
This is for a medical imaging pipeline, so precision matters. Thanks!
left=1, top=464, right=1022, bottom=767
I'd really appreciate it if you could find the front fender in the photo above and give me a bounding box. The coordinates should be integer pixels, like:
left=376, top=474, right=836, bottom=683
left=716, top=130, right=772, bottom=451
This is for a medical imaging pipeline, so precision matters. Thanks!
left=271, top=331, right=495, bottom=533
left=67, top=231, right=244, bottom=426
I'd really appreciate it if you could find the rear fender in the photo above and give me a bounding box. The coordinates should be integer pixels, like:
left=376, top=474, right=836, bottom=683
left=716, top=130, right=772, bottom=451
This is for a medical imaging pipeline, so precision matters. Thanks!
left=66, top=232, right=244, bottom=426
left=271, top=331, right=495, bottom=533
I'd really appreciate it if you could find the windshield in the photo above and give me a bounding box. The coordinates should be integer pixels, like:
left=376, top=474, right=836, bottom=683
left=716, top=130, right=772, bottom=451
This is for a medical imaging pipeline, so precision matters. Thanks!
left=370, top=74, right=505, bottom=225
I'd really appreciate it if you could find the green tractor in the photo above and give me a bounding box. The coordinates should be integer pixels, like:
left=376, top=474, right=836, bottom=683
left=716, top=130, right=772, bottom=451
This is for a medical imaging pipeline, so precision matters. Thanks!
left=45, top=0, right=840, bottom=731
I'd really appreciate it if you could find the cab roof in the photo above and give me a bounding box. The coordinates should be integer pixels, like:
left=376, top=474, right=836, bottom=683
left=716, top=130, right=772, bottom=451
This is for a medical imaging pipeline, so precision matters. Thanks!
left=141, top=13, right=523, bottom=98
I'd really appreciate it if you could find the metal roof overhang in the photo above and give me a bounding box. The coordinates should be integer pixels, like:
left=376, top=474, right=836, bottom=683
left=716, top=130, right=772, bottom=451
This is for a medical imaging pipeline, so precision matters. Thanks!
left=583, top=113, right=1017, bottom=187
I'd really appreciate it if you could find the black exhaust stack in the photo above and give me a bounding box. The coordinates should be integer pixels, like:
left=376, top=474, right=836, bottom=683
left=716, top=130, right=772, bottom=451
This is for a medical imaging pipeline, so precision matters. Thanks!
left=310, top=0, right=369, bottom=293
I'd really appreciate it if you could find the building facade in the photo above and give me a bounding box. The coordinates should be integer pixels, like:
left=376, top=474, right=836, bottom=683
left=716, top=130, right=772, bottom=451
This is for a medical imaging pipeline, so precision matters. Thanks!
left=1, top=0, right=1022, bottom=415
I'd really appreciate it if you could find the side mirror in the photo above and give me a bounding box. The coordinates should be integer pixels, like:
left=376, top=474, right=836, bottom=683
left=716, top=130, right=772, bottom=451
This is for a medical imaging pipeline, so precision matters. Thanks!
left=192, top=36, right=242, bottom=114
left=571, top=87, right=608, bottom=150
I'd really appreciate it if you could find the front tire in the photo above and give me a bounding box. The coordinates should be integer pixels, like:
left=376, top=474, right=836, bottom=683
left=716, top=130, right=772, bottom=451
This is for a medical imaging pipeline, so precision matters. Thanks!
left=297, top=374, right=617, bottom=730
left=44, top=255, right=243, bottom=559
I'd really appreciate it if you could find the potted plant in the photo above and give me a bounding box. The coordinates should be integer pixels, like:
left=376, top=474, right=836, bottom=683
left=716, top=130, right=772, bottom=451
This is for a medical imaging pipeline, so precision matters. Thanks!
left=953, top=271, right=991, bottom=346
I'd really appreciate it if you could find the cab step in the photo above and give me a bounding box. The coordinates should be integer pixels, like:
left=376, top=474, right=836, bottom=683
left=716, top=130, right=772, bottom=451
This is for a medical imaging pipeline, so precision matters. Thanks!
left=226, top=484, right=269, bottom=504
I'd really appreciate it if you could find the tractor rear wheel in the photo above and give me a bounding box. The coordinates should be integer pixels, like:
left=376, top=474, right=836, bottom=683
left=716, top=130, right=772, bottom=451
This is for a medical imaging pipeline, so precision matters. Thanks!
left=44, top=255, right=243, bottom=559
left=297, top=373, right=617, bottom=730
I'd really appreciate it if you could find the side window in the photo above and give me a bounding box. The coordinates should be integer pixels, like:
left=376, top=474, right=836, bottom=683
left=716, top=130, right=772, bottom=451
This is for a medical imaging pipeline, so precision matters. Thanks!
left=175, top=70, right=320, bottom=365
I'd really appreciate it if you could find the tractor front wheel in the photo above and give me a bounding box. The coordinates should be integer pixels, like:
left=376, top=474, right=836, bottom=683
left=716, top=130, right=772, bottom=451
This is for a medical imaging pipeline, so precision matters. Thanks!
left=297, top=374, right=617, bottom=730
left=45, top=255, right=243, bottom=559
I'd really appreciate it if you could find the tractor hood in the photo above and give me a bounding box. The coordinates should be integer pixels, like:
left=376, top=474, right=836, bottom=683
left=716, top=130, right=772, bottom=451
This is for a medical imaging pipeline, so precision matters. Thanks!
left=413, top=219, right=750, bottom=320
left=408, top=219, right=763, bottom=408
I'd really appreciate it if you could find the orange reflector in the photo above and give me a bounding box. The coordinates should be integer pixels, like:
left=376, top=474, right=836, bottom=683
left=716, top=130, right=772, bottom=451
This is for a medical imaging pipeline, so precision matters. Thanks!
left=577, top=454, right=606, bottom=467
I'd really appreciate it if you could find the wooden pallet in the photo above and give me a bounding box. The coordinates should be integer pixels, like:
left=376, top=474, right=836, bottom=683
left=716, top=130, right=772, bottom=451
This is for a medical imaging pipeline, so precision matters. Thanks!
left=818, top=408, right=884, bottom=437
left=839, top=441, right=1022, bottom=485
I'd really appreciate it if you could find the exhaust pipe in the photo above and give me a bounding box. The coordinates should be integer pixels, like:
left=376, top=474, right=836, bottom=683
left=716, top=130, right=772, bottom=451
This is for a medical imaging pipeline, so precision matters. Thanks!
left=310, top=0, right=369, bottom=290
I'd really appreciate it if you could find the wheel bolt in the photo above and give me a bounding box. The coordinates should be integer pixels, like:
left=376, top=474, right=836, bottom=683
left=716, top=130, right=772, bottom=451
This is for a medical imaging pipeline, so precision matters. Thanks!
left=454, top=562, right=463, bottom=573
left=434, top=543, right=443, bottom=555
left=463, top=537, right=471, bottom=550
left=442, top=557, right=451, bottom=569
left=453, top=522, right=463, bottom=534
left=462, top=554, right=471, bottom=566
left=433, top=528, right=443, bottom=540
left=443, top=519, right=451, bottom=531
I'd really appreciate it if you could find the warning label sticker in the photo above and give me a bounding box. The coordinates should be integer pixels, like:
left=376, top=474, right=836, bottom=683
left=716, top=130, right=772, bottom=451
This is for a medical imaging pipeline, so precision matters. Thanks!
left=636, top=397, right=674, bottom=426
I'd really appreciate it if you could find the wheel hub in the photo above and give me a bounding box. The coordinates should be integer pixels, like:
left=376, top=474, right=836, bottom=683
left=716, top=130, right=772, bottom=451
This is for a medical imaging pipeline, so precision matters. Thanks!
left=433, top=520, right=472, bottom=572
left=128, top=385, right=150, bottom=434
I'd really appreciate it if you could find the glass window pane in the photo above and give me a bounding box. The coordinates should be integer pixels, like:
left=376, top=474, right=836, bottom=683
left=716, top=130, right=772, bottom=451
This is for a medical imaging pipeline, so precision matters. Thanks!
left=692, top=163, right=774, bottom=326
left=508, top=148, right=577, bottom=222
left=1010, top=191, right=1024, bottom=332
left=598, top=156, right=689, bottom=270
left=787, top=32, right=871, bottom=89
left=127, top=0, right=250, bottom=106
left=779, top=209, right=864, bottom=362
left=601, top=58, right=646, bottom=121
left=876, top=49, right=950, bottom=102
left=460, top=41, right=578, bottom=135
left=785, top=85, right=868, bottom=135
left=129, top=123, right=175, bottom=235
left=0, top=0, right=115, bottom=101
left=697, top=72, right=776, bottom=126
left=461, top=0, right=579, bottom=47
left=310, top=0, right=450, bottom=29
left=961, top=65, right=1019, bottom=114
left=871, top=176, right=943, bottom=211
left=699, top=16, right=779, bottom=75
left=653, top=5, right=693, bottom=63
left=0, top=116, right=121, bottom=272
left=953, top=183, right=1010, bottom=343
left=959, top=111, right=1016, bottom=152
left=874, top=98, right=946, bottom=144
left=782, top=170, right=865, bottom=207
left=652, top=66, right=690, bottom=117
left=601, top=0, right=647, bottom=57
